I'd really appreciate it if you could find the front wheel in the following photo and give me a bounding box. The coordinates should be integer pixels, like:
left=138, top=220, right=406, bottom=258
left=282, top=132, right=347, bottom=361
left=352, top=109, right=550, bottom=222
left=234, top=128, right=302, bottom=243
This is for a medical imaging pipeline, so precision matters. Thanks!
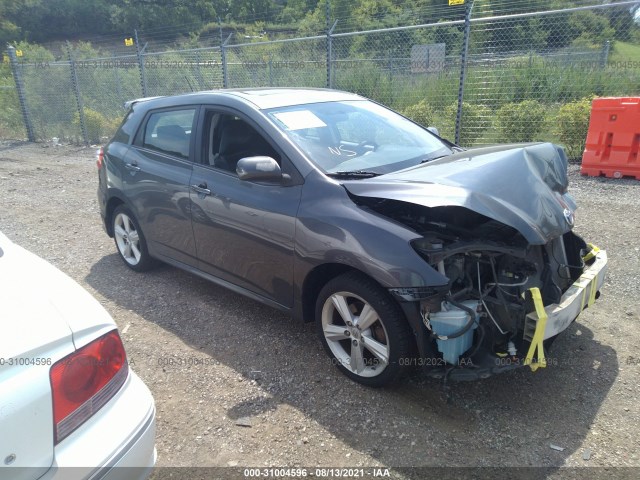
left=315, top=272, right=412, bottom=387
left=112, top=205, right=156, bottom=272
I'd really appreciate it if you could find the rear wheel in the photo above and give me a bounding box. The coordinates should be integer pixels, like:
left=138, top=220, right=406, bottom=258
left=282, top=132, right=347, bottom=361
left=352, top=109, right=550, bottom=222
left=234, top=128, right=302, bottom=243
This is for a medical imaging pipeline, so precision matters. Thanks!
left=316, top=272, right=412, bottom=387
left=112, top=205, right=156, bottom=272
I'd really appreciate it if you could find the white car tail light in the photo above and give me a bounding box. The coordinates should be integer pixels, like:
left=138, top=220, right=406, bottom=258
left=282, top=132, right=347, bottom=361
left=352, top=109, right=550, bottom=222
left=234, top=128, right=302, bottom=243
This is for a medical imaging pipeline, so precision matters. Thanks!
left=49, top=329, right=128, bottom=443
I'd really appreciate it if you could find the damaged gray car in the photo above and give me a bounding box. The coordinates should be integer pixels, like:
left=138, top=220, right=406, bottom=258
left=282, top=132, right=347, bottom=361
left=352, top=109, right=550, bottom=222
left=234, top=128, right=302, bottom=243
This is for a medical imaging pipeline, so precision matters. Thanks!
left=97, top=88, right=607, bottom=386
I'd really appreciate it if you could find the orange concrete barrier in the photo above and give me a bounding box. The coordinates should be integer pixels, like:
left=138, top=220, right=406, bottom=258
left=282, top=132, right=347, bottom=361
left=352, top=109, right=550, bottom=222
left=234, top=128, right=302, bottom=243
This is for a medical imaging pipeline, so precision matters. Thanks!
left=581, top=97, right=640, bottom=180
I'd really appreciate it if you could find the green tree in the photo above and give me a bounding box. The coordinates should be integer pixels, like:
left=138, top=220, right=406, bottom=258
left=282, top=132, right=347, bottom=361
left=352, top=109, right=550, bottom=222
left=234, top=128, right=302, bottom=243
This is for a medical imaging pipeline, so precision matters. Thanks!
left=279, top=0, right=319, bottom=24
left=0, top=0, right=21, bottom=43
left=569, top=11, right=615, bottom=47
left=109, top=0, right=220, bottom=33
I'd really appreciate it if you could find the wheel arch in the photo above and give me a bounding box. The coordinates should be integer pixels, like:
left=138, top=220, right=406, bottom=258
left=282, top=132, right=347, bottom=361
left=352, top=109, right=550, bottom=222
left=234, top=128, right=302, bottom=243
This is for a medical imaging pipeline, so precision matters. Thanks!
left=300, top=263, right=355, bottom=323
left=300, top=263, right=412, bottom=325
left=104, top=195, right=126, bottom=237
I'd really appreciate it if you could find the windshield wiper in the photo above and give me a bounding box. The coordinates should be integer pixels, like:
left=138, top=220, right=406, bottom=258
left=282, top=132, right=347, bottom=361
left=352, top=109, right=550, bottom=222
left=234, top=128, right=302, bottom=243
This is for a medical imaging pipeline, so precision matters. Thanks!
left=420, top=154, right=451, bottom=164
left=327, top=170, right=381, bottom=178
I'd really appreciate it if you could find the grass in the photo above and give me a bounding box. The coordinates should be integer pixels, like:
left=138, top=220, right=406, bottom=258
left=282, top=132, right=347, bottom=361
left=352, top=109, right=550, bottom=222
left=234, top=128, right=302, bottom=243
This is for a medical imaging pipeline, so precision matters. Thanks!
left=609, top=41, right=640, bottom=64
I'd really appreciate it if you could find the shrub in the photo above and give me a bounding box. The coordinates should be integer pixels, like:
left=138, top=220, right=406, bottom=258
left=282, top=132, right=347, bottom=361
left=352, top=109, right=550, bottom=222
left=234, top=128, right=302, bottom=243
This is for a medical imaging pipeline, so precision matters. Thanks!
left=496, top=100, right=547, bottom=143
left=443, top=102, right=492, bottom=147
left=556, top=97, right=594, bottom=161
left=401, top=99, right=435, bottom=127
left=73, top=108, right=107, bottom=144
left=103, top=117, right=124, bottom=140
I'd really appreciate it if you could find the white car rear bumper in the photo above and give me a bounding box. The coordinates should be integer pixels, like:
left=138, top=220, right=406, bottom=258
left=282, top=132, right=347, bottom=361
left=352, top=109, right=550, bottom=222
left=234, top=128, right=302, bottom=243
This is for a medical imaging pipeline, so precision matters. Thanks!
left=40, top=370, right=156, bottom=480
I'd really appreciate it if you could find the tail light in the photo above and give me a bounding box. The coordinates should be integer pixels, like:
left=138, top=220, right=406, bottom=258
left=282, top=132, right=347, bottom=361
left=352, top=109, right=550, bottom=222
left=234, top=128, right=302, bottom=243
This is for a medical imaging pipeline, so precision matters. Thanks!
left=49, top=329, right=128, bottom=444
left=96, top=147, right=104, bottom=169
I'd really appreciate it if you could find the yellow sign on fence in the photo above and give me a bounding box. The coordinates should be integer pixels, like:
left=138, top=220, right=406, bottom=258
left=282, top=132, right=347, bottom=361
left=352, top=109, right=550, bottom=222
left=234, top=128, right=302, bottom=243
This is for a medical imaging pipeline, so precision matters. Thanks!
left=124, top=38, right=134, bottom=47
left=15, top=49, right=23, bottom=57
left=449, top=0, right=465, bottom=5
left=2, top=54, right=9, bottom=64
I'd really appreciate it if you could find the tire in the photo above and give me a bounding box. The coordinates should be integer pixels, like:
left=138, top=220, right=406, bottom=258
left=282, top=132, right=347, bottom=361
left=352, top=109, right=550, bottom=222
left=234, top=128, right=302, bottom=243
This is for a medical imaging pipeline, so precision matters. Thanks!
left=112, top=205, right=156, bottom=272
left=315, top=271, right=412, bottom=387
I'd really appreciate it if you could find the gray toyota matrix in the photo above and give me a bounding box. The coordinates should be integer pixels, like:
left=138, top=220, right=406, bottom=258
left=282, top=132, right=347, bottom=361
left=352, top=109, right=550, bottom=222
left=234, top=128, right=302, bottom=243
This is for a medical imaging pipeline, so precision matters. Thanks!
left=97, top=88, right=607, bottom=386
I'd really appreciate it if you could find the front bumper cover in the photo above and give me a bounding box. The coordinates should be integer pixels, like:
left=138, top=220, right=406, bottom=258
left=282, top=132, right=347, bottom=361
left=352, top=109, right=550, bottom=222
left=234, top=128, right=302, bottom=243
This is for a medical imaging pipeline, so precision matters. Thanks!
left=523, top=248, right=608, bottom=371
left=424, top=248, right=608, bottom=381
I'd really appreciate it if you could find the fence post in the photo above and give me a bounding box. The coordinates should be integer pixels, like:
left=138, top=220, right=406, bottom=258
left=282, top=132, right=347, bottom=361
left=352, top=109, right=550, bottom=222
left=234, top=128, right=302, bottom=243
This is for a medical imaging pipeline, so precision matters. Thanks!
left=600, top=40, right=610, bottom=68
left=326, top=0, right=331, bottom=88
left=66, top=42, right=89, bottom=145
left=326, top=20, right=338, bottom=89
left=7, top=45, right=35, bottom=142
left=134, top=29, right=148, bottom=96
left=195, top=50, right=204, bottom=89
left=455, top=1, right=474, bottom=145
left=113, top=51, right=123, bottom=103
left=221, top=34, right=232, bottom=88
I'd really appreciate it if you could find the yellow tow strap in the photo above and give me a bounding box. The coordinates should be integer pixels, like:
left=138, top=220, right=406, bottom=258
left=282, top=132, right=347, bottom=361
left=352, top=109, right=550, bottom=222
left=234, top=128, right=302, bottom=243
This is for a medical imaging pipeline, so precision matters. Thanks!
left=582, top=244, right=601, bottom=308
left=582, top=243, right=600, bottom=263
left=524, top=287, right=547, bottom=372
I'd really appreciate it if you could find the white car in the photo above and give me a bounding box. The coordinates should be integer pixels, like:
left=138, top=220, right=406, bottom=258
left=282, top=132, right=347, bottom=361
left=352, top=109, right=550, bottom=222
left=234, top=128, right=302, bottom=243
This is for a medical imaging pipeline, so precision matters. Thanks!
left=0, top=232, right=156, bottom=480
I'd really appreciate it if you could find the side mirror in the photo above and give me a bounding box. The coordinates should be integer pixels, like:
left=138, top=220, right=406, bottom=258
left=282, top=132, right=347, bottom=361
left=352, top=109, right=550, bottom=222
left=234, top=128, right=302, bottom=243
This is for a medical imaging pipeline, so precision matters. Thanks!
left=236, top=156, right=283, bottom=182
left=427, top=126, right=440, bottom=137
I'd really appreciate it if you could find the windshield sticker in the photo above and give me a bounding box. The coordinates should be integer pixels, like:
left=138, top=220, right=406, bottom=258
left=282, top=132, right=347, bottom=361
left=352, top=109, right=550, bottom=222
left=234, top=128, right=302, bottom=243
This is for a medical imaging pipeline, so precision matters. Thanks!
left=273, top=111, right=327, bottom=131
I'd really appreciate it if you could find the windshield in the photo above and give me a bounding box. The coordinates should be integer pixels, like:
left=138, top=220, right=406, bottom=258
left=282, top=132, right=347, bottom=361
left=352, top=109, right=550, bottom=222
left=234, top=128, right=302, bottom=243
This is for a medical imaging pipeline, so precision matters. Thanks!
left=265, top=100, right=452, bottom=176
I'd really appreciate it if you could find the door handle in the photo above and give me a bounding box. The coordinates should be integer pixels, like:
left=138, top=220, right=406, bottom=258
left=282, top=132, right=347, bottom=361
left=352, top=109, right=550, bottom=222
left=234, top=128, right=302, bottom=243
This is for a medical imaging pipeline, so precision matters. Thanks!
left=125, top=163, right=141, bottom=172
left=191, top=183, right=211, bottom=196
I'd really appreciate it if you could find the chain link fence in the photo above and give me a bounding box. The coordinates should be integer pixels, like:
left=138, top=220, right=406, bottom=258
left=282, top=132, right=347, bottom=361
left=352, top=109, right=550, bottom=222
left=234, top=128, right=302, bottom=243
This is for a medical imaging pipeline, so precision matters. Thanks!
left=3, top=0, right=640, bottom=159
left=143, top=48, right=224, bottom=97
left=331, top=23, right=466, bottom=142
left=226, top=37, right=328, bottom=89
left=19, top=61, right=82, bottom=142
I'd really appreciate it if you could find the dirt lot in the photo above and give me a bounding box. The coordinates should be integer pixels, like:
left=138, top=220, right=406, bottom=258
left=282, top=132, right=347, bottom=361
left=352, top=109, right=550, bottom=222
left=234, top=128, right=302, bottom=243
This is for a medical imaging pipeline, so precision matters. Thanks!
left=1, top=141, right=639, bottom=479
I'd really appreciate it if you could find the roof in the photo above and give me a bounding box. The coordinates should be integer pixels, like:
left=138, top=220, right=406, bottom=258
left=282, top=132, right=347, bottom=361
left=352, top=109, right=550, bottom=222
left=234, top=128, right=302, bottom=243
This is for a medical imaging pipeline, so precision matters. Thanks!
left=124, top=88, right=366, bottom=110
left=218, top=88, right=364, bottom=109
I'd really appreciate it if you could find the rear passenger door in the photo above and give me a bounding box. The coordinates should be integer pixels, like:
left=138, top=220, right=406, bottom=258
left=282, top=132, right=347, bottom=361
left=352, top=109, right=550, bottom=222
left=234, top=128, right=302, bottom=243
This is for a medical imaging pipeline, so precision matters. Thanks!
left=122, top=106, right=199, bottom=265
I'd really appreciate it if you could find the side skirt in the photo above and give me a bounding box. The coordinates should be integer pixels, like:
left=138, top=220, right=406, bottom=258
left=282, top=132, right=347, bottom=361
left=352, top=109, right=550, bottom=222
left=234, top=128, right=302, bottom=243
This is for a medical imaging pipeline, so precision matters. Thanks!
left=153, top=253, right=292, bottom=314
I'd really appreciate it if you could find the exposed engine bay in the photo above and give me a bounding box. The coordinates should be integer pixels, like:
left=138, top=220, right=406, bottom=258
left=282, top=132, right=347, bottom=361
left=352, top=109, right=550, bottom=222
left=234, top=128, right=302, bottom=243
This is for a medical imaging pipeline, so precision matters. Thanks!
left=359, top=198, right=598, bottom=379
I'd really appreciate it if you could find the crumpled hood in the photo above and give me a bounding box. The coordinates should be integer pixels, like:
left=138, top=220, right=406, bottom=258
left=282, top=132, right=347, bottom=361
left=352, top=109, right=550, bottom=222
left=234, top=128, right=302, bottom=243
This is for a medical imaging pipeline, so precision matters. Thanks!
left=342, top=142, right=576, bottom=245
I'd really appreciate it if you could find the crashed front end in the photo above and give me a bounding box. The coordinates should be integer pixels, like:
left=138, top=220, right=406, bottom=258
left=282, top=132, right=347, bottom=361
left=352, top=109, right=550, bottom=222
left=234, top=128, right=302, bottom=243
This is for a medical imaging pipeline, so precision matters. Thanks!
left=408, top=205, right=606, bottom=380
left=346, top=143, right=608, bottom=380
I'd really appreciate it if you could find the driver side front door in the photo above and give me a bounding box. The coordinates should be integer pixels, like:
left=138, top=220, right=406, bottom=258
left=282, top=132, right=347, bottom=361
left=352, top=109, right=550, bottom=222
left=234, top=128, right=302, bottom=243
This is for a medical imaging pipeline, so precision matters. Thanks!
left=189, top=109, right=303, bottom=308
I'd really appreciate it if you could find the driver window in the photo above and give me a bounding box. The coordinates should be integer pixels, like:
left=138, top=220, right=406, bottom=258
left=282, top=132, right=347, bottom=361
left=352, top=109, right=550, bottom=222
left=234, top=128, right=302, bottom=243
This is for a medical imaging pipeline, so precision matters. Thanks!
left=205, top=112, right=280, bottom=173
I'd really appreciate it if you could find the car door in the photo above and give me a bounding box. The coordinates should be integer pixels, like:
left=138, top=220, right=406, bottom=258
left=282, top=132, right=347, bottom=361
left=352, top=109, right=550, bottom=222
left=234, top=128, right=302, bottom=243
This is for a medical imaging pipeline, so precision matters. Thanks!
left=189, top=109, right=303, bottom=308
left=122, top=106, right=199, bottom=265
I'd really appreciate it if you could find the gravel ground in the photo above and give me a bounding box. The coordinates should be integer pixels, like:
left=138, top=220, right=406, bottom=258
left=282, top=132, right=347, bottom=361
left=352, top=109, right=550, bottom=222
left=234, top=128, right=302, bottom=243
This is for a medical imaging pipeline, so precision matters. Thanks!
left=1, top=141, right=639, bottom=479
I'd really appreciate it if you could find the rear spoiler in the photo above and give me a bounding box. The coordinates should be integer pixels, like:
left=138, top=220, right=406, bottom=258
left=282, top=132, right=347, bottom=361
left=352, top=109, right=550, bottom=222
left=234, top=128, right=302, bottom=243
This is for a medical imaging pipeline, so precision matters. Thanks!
left=123, top=96, right=164, bottom=110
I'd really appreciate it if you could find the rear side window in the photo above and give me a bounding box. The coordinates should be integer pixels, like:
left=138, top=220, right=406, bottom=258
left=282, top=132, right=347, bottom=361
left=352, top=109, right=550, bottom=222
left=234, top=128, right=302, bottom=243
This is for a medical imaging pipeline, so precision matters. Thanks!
left=112, top=108, right=135, bottom=144
left=142, top=109, right=196, bottom=159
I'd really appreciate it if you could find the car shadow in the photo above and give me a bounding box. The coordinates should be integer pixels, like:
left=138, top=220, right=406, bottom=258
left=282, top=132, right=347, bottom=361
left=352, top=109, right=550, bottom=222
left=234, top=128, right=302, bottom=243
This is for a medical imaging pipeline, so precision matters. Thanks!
left=86, top=253, right=617, bottom=471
